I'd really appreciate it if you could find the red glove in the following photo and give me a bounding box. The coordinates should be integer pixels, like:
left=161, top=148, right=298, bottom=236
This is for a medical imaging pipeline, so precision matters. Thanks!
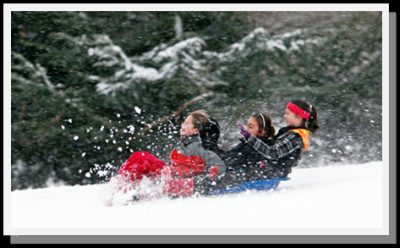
left=208, top=166, right=219, bottom=179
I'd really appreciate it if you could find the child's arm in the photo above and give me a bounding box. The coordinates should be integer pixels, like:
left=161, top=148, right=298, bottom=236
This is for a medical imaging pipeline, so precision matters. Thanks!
left=198, top=149, right=226, bottom=178
left=246, top=132, right=303, bottom=160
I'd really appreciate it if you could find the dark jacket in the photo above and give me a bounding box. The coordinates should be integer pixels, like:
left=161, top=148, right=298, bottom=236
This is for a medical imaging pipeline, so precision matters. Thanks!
left=221, top=137, right=274, bottom=170
left=246, top=126, right=308, bottom=180
left=209, top=136, right=275, bottom=188
left=194, top=127, right=309, bottom=195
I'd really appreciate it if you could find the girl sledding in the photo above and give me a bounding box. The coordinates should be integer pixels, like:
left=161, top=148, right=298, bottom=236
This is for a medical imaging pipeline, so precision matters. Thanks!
left=105, top=100, right=320, bottom=205
left=106, top=110, right=226, bottom=205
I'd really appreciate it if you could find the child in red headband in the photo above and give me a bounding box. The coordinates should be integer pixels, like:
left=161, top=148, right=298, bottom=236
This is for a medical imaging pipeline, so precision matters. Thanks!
left=284, top=100, right=319, bottom=134
left=238, top=100, right=320, bottom=179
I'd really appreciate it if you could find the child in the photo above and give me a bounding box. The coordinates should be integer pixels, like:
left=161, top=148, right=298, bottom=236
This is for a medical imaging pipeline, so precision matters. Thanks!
left=110, top=110, right=226, bottom=202
left=238, top=100, right=320, bottom=179
left=219, top=113, right=276, bottom=186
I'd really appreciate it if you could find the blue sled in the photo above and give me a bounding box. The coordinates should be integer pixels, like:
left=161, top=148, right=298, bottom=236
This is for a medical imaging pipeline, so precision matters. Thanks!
left=209, top=177, right=290, bottom=195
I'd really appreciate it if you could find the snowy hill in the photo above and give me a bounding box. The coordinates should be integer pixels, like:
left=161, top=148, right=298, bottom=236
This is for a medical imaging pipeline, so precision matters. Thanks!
left=9, top=161, right=385, bottom=235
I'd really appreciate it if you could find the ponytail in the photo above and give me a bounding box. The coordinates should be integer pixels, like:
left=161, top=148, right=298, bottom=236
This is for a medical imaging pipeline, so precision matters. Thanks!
left=307, top=105, right=320, bottom=135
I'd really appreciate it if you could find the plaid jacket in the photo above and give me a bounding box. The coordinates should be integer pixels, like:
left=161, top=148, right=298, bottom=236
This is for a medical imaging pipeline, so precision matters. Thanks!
left=194, top=127, right=308, bottom=194
left=247, top=129, right=304, bottom=160
left=246, top=127, right=307, bottom=178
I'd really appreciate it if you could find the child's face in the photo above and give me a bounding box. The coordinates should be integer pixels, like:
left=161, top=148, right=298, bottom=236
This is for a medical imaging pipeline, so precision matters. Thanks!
left=246, top=117, right=265, bottom=137
left=284, top=109, right=302, bottom=127
left=180, top=115, right=199, bottom=136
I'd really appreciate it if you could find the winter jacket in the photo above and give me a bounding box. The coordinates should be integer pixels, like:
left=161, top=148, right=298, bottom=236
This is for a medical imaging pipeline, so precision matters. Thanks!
left=221, top=137, right=274, bottom=170
left=215, top=137, right=274, bottom=186
left=170, top=135, right=226, bottom=179
left=167, top=127, right=310, bottom=196
left=198, top=126, right=309, bottom=194
left=166, top=134, right=227, bottom=196
left=245, top=126, right=309, bottom=180
left=117, top=134, right=226, bottom=185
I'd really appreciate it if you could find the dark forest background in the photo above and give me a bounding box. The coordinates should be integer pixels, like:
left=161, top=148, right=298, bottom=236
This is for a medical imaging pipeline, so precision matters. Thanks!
left=11, top=11, right=382, bottom=190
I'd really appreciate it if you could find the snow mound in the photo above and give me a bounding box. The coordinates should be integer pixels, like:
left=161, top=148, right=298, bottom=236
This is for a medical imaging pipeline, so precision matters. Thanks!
left=10, top=161, right=384, bottom=235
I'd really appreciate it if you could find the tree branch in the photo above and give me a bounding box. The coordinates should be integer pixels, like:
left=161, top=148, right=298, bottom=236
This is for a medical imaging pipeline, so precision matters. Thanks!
left=142, top=92, right=214, bottom=133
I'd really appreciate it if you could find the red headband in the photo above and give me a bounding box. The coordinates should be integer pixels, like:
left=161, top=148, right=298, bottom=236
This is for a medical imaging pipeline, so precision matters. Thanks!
left=286, top=102, right=310, bottom=119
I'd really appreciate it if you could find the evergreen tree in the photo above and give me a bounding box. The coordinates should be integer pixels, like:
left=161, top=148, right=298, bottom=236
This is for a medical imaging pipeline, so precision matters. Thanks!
left=11, top=11, right=382, bottom=189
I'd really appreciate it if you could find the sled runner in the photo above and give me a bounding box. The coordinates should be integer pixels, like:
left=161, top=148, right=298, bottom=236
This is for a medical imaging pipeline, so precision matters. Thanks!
left=209, top=177, right=290, bottom=195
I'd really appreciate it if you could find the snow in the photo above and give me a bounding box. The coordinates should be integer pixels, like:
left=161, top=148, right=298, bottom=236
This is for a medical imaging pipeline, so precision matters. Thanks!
left=134, top=106, right=141, bottom=115
left=9, top=161, right=386, bottom=236
left=88, top=27, right=329, bottom=97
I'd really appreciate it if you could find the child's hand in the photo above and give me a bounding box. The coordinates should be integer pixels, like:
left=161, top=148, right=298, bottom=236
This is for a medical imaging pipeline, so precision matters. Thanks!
left=238, top=123, right=251, bottom=140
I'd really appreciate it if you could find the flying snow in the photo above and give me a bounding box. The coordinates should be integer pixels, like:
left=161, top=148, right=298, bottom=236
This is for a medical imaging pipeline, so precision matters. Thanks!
left=134, top=106, right=142, bottom=115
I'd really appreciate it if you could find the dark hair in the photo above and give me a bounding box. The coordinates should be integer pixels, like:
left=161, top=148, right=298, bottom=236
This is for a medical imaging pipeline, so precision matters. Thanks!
left=190, top=110, right=221, bottom=152
left=251, top=113, right=276, bottom=139
left=291, top=100, right=320, bottom=135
